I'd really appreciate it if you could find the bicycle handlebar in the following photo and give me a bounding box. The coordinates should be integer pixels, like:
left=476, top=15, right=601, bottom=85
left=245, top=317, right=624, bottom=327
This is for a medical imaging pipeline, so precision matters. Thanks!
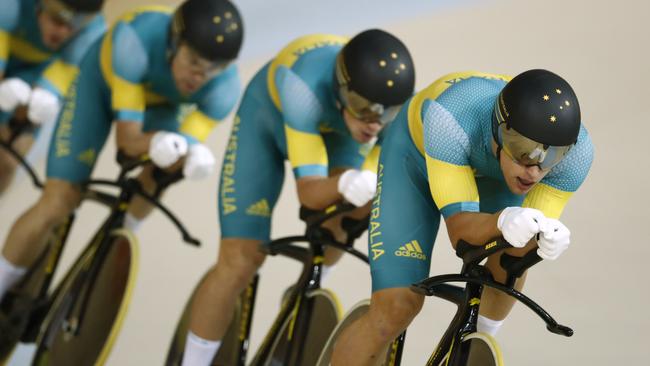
left=83, top=178, right=200, bottom=247
left=299, top=202, right=357, bottom=227
left=411, top=274, right=573, bottom=337
left=262, top=203, right=369, bottom=263
left=455, top=237, right=543, bottom=283
left=0, top=118, right=43, bottom=188
left=413, top=237, right=572, bottom=337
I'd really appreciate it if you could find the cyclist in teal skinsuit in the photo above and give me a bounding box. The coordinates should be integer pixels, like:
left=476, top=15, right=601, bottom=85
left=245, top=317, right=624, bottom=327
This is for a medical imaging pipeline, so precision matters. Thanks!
left=332, top=70, right=594, bottom=364
left=180, top=30, right=416, bottom=366
left=0, top=0, right=244, bottom=308
left=0, top=0, right=106, bottom=196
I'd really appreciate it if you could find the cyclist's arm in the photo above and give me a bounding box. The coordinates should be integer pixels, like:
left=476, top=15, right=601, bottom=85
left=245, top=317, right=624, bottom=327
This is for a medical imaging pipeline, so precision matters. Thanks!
left=0, top=0, right=20, bottom=80
left=421, top=99, right=498, bottom=246
left=109, top=22, right=150, bottom=157
left=115, top=122, right=154, bottom=157
left=179, top=65, right=241, bottom=143
left=36, top=16, right=106, bottom=100
left=276, top=66, right=342, bottom=209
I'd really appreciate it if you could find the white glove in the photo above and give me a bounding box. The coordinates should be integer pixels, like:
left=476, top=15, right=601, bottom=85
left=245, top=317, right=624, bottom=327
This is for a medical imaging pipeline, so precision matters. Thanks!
left=537, top=219, right=571, bottom=260
left=27, top=87, right=61, bottom=125
left=337, top=169, right=377, bottom=207
left=183, top=143, right=216, bottom=180
left=149, top=131, right=188, bottom=168
left=497, top=207, right=547, bottom=248
left=0, top=78, right=32, bottom=112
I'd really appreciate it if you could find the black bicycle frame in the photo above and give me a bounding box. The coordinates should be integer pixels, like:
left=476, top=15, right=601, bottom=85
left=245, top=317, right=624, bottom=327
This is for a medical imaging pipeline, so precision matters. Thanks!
left=408, top=238, right=573, bottom=366
left=38, top=162, right=200, bottom=348
left=242, top=203, right=369, bottom=366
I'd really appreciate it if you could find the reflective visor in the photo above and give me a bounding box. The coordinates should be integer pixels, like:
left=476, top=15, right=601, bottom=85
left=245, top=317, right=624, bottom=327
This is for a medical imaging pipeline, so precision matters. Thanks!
left=183, top=45, right=231, bottom=79
left=499, top=122, right=573, bottom=170
left=41, top=0, right=95, bottom=31
left=338, top=86, right=400, bottom=124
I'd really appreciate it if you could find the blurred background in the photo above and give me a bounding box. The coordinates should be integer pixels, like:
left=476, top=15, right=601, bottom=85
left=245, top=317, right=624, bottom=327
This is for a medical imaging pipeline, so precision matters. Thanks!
left=1, top=0, right=648, bottom=364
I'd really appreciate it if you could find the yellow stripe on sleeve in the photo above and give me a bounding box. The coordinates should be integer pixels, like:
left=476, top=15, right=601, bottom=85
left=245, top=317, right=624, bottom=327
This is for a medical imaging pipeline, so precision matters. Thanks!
left=285, top=125, right=328, bottom=168
left=0, top=31, right=9, bottom=64
left=42, top=60, right=79, bottom=95
left=111, top=75, right=145, bottom=113
left=522, top=183, right=573, bottom=219
left=179, top=110, right=218, bottom=143
left=361, top=145, right=381, bottom=173
left=426, top=157, right=479, bottom=210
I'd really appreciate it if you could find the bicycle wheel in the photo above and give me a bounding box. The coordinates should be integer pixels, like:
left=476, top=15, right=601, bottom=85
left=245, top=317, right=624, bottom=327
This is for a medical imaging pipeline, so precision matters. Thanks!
left=266, top=288, right=341, bottom=366
left=32, top=229, right=139, bottom=366
left=165, top=274, right=257, bottom=366
left=316, top=299, right=369, bottom=366
left=316, top=299, right=398, bottom=366
left=438, top=332, right=503, bottom=366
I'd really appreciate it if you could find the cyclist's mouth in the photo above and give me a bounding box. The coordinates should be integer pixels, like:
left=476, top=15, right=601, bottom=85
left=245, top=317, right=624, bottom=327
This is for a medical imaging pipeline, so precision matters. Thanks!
left=182, top=82, right=199, bottom=93
left=516, top=177, right=535, bottom=191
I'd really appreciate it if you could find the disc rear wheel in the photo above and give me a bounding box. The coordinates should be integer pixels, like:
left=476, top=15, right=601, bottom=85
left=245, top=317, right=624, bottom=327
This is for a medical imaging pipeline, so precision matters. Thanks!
left=267, top=289, right=340, bottom=366
left=32, top=229, right=138, bottom=366
left=165, top=275, right=257, bottom=366
left=439, top=332, right=503, bottom=366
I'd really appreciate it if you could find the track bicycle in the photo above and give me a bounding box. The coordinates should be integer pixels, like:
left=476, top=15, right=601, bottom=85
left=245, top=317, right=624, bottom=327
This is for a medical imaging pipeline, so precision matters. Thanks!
left=0, top=148, right=200, bottom=365
left=318, top=237, right=573, bottom=366
left=165, top=203, right=370, bottom=366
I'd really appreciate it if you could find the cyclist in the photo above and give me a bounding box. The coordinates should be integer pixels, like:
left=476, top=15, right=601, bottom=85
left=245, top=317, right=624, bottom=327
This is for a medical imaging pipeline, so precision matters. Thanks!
left=179, top=29, right=415, bottom=365
left=331, top=69, right=594, bottom=364
left=0, top=0, right=243, bottom=304
left=0, top=0, right=107, bottom=196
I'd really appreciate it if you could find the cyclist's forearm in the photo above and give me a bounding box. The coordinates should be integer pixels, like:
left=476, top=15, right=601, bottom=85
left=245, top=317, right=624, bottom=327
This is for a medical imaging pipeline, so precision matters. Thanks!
left=445, top=211, right=501, bottom=247
left=115, top=120, right=154, bottom=157
left=296, top=175, right=342, bottom=210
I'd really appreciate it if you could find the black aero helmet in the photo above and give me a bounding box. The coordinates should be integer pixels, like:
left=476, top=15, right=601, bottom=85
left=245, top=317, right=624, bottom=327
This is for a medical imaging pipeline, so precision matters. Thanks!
left=39, top=0, right=104, bottom=29
left=493, top=69, right=581, bottom=170
left=335, top=29, right=415, bottom=124
left=60, top=0, right=104, bottom=12
left=171, top=0, right=243, bottom=62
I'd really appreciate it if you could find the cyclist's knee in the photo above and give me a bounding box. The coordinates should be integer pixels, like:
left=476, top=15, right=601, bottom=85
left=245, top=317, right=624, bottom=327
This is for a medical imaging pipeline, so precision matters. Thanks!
left=214, top=238, right=265, bottom=288
left=36, top=180, right=81, bottom=225
left=368, top=288, right=424, bottom=340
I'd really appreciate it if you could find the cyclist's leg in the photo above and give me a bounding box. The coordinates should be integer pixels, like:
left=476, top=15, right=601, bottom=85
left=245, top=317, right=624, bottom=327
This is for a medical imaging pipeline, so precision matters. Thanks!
left=0, top=61, right=112, bottom=302
left=332, top=108, right=440, bottom=365
left=475, top=178, right=530, bottom=333
left=183, top=73, right=285, bottom=364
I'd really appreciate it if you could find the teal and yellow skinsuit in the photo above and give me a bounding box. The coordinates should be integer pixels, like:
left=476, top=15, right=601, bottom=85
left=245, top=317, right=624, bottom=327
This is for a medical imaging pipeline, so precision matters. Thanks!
left=218, top=34, right=381, bottom=242
left=0, top=0, right=106, bottom=125
left=369, top=71, right=594, bottom=291
left=46, top=6, right=241, bottom=183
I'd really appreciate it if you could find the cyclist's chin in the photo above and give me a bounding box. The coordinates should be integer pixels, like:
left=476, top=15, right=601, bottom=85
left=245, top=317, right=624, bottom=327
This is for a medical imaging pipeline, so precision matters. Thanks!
left=42, top=36, right=64, bottom=50
left=176, top=81, right=199, bottom=95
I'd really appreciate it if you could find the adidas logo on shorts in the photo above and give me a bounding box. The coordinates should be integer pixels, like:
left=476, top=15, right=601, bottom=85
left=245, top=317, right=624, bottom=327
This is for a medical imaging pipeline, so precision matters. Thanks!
left=246, top=199, right=271, bottom=217
left=394, top=240, right=426, bottom=260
